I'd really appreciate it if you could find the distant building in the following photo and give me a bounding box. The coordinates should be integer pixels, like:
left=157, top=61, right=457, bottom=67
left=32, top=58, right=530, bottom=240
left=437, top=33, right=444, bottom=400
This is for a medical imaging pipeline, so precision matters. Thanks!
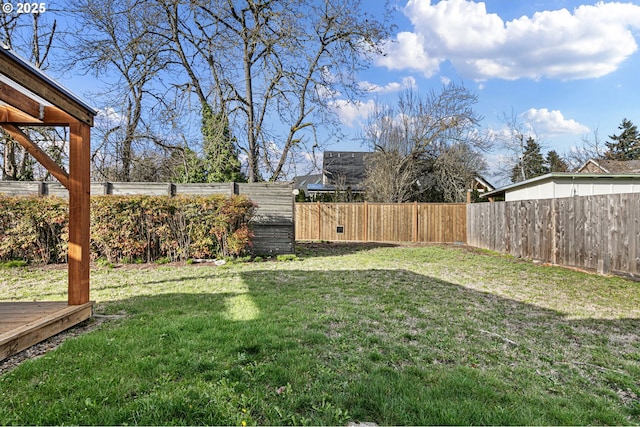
left=294, top=151, right=370, bottom=198
left=577, top=159, right=640, bottom=174
left=467, top=176, right=495, bottom=203
left=293, top=174, right=322, bottom=195
left=482, top=172, right=640, bottom=202
left=321, top=151, right=369, bottom=188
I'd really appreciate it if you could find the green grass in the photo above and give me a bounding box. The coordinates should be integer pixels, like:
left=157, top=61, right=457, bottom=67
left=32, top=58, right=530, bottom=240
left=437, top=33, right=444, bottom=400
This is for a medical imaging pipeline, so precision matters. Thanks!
left=0, top=260, right=28, bottom=269
left=1, top=243, right=639, bottom=425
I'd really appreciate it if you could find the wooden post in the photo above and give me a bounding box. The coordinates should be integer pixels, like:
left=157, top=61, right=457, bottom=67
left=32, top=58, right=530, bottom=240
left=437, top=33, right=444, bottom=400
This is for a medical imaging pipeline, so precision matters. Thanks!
left=317, top=200, right=321, bottom=241
left=363, top=201, right=368, bottom=242
left=413, top=201, right=418, bottom=243
left=68, top=121, right=90, bottom=305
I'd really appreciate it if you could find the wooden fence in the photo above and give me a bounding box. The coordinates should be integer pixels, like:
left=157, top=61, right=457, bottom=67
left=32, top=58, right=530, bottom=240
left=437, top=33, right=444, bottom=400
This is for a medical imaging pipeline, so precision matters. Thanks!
left=295, top=202, right=467, bottom=243
left=467, top=193, right=640, bottom=277
left=0, top=181, right=295, bottom=255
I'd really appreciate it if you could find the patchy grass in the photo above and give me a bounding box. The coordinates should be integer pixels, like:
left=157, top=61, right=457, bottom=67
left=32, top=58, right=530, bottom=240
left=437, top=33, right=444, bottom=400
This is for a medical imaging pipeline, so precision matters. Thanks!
left=0, top=243, right=639, bottom=425
left=0, top=260, right=28, bottom=269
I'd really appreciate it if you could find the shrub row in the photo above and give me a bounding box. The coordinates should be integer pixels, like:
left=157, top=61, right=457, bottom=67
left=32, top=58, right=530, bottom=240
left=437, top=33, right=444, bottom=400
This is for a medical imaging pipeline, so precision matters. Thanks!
left=0, top=194, right=255, bottom=264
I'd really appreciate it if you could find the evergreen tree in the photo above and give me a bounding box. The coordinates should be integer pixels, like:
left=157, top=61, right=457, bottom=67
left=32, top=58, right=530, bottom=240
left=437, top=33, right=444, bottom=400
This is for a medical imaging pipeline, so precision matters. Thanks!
left=202, top=105, right=245, bottom=183
left=546, top=150, right=568, bottom=172
left=173, top=147, right=206, bottom=183
left=511, top=137, right=548, bottom=182
left=605, top=118, right=640, bottom=160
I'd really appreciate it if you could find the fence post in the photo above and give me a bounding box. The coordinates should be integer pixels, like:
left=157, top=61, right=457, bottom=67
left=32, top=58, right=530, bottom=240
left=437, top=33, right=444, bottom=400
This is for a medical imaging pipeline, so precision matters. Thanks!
left=364, top=201, right=368, bottom=242
left=414, top=201, right=419, bottom=242
left=317, top=200, right=321, bottom=241
left=551, top=198, right=558, bottom=265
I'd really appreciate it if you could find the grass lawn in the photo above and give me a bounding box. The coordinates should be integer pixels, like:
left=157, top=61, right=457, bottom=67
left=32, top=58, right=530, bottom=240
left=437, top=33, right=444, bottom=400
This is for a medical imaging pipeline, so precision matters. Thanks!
left=1, top=243, right=639, bottom=425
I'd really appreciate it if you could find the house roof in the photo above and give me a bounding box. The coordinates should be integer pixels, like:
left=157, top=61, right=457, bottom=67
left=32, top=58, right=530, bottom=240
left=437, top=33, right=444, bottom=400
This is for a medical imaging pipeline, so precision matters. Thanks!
left=577, top=159, right=640, bottom=174
left=293, top=173, right=323, bottom=191
left=482, top=172, right=640, bottom=199
left=323, top=151, right=370, bottom=186
left=473, top=175, right=495, bottom=191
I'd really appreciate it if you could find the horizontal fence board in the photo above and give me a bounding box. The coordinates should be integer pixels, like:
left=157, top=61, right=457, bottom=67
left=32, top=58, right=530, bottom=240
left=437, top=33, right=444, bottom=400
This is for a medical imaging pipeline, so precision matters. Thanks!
left=110, top=182, right=173, bottom=196
left=251, top=225, right=295, bottom=255
left=467, top=193, right=640, bottom=278
left=0, top=181, right=41, bottom=196
left=295, top=202, right=467, bottom=244
left=174, top=183, right=233, bottom=195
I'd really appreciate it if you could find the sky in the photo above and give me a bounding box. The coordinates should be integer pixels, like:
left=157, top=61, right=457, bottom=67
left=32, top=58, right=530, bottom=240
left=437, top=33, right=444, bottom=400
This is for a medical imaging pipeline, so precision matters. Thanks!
left=323, top=0, right=640, bottom=185
left=41, top=0, right=640, bottom=185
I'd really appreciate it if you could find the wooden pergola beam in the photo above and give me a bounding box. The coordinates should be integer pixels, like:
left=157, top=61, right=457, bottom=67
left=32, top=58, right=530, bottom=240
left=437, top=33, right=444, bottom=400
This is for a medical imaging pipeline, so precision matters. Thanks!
left=1, top=124, right=70, bottom=189
left=0, top=81, right=41, bottom=118
left=0, top=105, right=42, bottom=124
left=0, top=49, right=94, bottom=126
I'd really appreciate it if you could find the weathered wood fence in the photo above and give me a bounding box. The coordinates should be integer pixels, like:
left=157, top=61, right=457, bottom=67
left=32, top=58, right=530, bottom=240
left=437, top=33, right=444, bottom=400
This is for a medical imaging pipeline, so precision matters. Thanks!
left=467, top=194, right=640, bottom=278
left=0, top=181, right=295, bottom=255
left=295, top=202, right=467, bottom=243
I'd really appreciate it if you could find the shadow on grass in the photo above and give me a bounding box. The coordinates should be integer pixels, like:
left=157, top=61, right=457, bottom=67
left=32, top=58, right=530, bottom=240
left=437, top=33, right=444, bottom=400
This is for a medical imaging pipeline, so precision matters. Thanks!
left=1, top=267, right=639, bottom=426
left=295, top=241, right=402, bottom=258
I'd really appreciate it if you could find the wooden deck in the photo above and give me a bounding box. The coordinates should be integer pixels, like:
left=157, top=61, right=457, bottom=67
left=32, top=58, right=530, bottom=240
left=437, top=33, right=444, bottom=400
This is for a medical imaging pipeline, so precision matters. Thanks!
left=0, top=301, right=94, bottom=361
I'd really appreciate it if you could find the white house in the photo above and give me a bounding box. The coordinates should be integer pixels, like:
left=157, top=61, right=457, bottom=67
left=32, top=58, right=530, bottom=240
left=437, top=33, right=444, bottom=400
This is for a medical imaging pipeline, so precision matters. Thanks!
left=482, top=173, right=640, bottom=202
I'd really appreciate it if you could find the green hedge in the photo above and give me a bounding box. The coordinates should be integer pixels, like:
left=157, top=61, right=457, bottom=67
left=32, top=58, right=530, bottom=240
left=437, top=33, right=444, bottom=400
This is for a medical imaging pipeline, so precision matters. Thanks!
left=0, top=194, right=255, bottom=264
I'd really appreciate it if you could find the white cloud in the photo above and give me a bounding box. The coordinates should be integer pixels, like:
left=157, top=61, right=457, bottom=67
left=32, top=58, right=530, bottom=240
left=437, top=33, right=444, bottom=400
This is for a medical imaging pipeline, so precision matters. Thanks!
left=521, top=108, right=589, bottom=136
left=96, top=107, right=125, bottom=127
left=378, top=0, right=640, bottom=81
left=358, top=76, right=416, bottom=94
left=330, top=99, right=377, bottom=127
left=376, top=31, right=442, bottom=76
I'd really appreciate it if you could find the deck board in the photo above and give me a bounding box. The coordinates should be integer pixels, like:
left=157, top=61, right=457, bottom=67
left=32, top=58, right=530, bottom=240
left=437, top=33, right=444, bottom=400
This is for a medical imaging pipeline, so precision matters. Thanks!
left=0, top=302, right=94, bottom=361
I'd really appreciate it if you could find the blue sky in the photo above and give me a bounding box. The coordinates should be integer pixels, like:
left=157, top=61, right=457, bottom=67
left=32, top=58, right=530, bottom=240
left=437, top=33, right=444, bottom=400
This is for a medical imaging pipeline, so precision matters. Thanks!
left=325, top=0, right=640, bottom=183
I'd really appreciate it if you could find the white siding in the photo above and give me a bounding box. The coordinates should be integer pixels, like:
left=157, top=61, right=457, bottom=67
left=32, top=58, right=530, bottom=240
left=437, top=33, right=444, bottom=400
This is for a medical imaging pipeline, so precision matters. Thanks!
left=505, top=177, right=640, bottom=201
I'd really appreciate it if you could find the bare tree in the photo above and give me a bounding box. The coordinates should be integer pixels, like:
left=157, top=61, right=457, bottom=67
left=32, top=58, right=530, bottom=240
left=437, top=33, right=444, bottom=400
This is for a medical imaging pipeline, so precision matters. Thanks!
left=68, top=0, right=174, bottom=181
left=565, top=128, right=607, bottom=170
left=156, top=0, right=392, bottom=182
left=494, top=110, right=540, bottom=183
left=363, top=85, right=488, bottom=203
left=431, top=143, right=487, bottom=202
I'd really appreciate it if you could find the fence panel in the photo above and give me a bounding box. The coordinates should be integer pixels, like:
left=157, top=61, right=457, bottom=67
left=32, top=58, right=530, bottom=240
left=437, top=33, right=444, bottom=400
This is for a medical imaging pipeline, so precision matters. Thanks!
left=295, top=202, right=467, bottom=244
left=468, top=194, right=640, bottom=278
left=0, top=181, right=41, bottom=196
left=367, top=204, right=414, bottom=242
left=417, top=204, right=467, bottom=243
left=295, top=203, right=318, bottom=240
left=318, top=203, right=365, bottom=241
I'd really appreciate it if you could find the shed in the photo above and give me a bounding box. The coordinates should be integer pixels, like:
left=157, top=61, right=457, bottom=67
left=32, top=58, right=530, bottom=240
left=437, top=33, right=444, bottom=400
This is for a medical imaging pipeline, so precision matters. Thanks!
left=482, top=172, right=640, bottom=202
left=0, top=46, right=96, bottom=361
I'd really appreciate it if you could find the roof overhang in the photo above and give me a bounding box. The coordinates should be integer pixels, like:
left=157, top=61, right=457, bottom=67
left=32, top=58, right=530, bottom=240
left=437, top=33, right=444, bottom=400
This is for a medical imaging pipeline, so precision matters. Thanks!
left=482, top=172, right=640, bottom=199
left=0, top=45, right=96, bottom=126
